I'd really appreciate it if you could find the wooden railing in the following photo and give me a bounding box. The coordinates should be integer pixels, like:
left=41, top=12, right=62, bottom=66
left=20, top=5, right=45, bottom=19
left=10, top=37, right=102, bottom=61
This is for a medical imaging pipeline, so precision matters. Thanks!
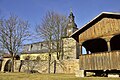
left=79, top=50, right=120, bottom=70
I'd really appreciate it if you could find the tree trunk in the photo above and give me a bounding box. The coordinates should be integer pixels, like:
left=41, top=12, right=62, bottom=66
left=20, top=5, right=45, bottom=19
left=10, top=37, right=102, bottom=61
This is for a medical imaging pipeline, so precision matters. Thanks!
left=57, top=52, right=59, bottom=60
left=61, top=39, right=64, bottom=60
left=54, top=60, right=56, bottom=74
left=11, top=56, right=14, bottom=72
left=48, top=53, right=51, bottom=73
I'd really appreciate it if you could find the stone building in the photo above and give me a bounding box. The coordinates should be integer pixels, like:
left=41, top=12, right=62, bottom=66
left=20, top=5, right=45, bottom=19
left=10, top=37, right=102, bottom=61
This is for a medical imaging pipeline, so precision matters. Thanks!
left=20, top=11, right=79, bottom=61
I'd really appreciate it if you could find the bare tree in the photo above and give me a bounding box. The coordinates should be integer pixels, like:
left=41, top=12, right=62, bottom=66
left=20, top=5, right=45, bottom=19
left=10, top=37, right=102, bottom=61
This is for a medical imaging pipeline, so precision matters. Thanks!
left=52, top=13, right=67, bottom=60
left=36, top=11, right=67, bottom=73
left=0, top=14, right=30, bottom=72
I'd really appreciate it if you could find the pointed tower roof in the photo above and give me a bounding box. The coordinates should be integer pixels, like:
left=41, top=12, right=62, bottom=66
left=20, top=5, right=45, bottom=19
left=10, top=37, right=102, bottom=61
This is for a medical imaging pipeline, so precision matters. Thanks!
left=69, top=8, right=74, bottom=18
left=67, top=10, right=77, bottom=28
left=65, top=10, right=78, bottom=37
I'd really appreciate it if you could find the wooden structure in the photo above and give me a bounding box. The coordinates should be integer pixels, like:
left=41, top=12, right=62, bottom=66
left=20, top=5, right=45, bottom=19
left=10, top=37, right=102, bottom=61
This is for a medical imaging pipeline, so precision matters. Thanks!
left=71, top=12, right=120, bottom=76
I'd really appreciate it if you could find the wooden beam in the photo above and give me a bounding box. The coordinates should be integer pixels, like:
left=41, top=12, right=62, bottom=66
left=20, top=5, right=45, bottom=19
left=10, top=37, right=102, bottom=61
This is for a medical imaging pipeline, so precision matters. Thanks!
left=79, top=43, right=82, bottom=55
left=104, top=38, right=111, bottom=52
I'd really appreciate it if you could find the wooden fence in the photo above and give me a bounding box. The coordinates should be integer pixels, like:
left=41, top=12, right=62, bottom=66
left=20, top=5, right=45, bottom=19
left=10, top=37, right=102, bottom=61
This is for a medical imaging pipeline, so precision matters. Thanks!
left=79, top=51, right=120, bottom=70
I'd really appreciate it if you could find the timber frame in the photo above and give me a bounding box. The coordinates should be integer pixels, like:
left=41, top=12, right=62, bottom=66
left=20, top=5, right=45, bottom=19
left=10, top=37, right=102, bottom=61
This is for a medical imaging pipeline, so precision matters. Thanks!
left=71, top=12, right=120, bottom=76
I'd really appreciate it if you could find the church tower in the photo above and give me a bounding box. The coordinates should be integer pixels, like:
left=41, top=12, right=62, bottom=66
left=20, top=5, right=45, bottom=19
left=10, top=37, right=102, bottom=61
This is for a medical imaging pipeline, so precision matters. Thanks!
left=62, top=11, right=80, bottom=59
left=66, top=11, right=78, bottom=37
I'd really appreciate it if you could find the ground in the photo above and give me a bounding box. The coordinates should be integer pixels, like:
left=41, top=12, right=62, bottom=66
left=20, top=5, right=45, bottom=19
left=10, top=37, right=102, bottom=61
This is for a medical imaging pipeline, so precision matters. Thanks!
left=0, top=72, right=119, bottom=80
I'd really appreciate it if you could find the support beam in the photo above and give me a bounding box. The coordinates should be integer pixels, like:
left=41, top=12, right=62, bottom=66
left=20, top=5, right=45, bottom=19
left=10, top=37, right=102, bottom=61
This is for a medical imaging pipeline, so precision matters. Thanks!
left=79, top=43, right=82, bottom=55
left=79, top=43, right=82, bottom=70
left=105, top=38, right=111, bottom=52
left=107, top=41, right=111, bottom=52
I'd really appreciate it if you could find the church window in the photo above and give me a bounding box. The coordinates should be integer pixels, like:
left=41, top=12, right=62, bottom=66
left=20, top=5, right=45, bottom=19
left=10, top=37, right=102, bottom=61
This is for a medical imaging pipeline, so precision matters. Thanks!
left=41, top=43, right=43, bottom=49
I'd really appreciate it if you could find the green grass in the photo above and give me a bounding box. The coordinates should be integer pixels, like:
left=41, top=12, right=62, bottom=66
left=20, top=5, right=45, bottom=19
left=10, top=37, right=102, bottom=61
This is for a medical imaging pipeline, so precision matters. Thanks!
left=0, top=72, right=119, bottom=80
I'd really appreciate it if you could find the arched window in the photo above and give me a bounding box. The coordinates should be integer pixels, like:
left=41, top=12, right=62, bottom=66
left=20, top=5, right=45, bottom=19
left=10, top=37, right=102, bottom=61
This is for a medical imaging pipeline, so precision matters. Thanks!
left=25, top=56, right=30, bottom=60
left=15, top=55, right=20, bottom=60
left=110, top=34, right=120, bottom=51
left=82, top=38, right=108, bottom=53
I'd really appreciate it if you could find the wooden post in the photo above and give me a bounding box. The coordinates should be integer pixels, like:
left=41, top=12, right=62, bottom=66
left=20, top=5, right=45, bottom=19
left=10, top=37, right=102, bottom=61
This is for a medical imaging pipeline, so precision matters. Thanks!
left=79, top=43, right=82, bottom=56
left=79, top=43, right=82, bottom=71
left=105, top=38, right=111, bottom=52
left=107, top=41, right=111, bottom=52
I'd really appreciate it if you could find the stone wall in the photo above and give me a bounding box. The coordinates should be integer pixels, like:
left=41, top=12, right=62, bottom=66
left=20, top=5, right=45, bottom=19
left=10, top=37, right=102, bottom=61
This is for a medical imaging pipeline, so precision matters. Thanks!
left=20, top=59, right=79, bottom=73
left=63, top=37, right=80, bottom=59
left=14, top=60, right=21, bottom=72
left=0, top=58, right=79, bottom=73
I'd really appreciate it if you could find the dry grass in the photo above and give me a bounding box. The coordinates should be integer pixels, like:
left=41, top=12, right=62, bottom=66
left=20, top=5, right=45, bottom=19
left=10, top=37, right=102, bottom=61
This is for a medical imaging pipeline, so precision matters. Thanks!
left=0, top=72, right=119, bottom=80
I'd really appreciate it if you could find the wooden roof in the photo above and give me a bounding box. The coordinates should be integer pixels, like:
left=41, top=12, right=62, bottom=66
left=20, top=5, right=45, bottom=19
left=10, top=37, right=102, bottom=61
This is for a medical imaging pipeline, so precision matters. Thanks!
left=70, top=12, right=120, bottom=42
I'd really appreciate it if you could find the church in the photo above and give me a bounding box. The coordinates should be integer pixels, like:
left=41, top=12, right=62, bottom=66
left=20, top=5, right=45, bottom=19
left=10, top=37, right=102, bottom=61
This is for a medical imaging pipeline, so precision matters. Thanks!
left=0, top=11, right=80, bottom=73
left=20, top=11, right=80, bottom=61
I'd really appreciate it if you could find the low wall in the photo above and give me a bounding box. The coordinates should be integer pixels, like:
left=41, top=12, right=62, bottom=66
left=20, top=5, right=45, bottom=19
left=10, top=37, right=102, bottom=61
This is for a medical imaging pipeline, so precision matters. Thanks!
left=20, top=59, right=79, bottom=73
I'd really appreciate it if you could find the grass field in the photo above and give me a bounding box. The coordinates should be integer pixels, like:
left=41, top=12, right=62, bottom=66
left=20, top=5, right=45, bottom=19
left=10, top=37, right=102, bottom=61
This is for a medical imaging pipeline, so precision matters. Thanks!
left=0, top=72, right=119, bottom=80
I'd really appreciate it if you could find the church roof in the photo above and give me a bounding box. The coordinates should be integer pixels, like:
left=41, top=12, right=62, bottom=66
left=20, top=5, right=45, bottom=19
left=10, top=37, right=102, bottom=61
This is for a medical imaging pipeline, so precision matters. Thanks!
left=21, top=49, right=56, bottom=54
left=70, top=12, right=120, bottom=42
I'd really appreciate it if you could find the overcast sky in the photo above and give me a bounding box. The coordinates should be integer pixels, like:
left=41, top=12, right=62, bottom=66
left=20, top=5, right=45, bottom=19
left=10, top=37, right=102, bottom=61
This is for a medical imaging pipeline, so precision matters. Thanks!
left=0, top=0, right=120, bottom=43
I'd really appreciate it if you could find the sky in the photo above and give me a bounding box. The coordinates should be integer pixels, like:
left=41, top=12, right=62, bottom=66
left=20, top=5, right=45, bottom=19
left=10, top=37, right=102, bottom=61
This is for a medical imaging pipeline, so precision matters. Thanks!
left=0, top=0, right=120, bottom=43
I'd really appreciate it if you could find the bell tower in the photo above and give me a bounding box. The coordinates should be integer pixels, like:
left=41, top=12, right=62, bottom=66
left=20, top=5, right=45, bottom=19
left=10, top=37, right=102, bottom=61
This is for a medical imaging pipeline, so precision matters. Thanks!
left=63, top=10, right=80, bottom=59
left=66, top=10, right=78, bottom=37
